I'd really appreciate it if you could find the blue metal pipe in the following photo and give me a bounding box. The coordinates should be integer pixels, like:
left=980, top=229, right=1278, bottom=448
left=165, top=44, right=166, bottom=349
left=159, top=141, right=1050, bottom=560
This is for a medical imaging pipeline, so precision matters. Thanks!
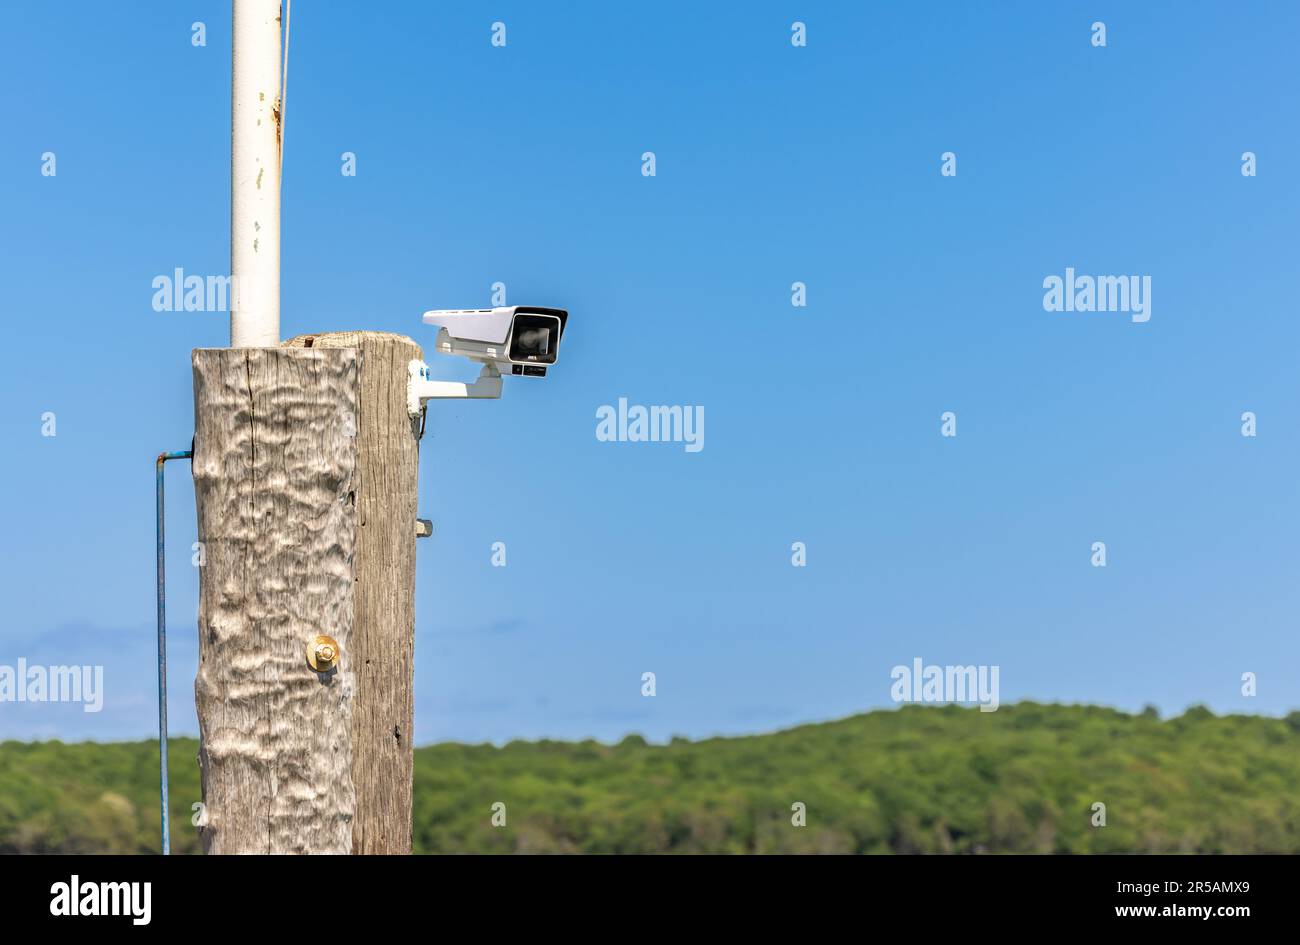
left=156, top=449, right=192, bottom=856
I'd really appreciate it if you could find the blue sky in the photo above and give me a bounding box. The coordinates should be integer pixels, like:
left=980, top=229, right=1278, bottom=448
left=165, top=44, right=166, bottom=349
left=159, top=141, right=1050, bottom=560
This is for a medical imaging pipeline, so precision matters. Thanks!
left=1, top=1, right=1297, bottom=743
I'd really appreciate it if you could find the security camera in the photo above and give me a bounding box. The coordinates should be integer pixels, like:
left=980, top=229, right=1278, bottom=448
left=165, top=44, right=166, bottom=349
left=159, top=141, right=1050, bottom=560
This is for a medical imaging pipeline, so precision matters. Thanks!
left=407, top=306, right=569, bottom=415
left=424, top=306, right=568, bottom=375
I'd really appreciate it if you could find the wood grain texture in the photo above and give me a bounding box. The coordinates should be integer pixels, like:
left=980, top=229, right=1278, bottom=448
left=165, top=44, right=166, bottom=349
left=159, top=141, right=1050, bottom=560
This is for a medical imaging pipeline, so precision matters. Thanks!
left=284, top=332, right=422, bottom=854
left=191, top=347, right=358, bottom=854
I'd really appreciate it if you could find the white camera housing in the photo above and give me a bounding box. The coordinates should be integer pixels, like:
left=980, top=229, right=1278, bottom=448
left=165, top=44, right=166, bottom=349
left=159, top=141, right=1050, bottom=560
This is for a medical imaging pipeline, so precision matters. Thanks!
left=424, top=306, right=567, bottom=375
left=408, top=305, right=569, bottom=414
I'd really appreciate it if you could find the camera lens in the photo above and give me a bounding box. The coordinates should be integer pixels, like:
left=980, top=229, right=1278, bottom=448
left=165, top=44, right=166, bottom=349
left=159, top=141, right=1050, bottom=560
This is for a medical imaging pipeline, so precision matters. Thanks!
left=514, top=327, right=550, bottom=356
left=509, top=314, right=560, bottom=363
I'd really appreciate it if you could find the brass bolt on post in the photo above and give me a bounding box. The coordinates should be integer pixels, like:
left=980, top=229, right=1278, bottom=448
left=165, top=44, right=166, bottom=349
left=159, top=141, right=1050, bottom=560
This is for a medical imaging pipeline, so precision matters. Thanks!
left=306, top=635, right=340, bottom=672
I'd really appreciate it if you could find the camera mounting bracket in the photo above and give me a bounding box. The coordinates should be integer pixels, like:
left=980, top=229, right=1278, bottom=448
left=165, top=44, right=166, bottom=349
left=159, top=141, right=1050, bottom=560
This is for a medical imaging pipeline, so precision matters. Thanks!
left=407, top=359, right=502, bottom=416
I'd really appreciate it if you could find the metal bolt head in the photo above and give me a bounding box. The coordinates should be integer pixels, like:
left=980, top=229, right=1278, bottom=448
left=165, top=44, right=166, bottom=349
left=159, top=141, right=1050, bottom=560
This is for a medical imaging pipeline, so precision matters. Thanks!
left=307, top=635, right=340, bottom=672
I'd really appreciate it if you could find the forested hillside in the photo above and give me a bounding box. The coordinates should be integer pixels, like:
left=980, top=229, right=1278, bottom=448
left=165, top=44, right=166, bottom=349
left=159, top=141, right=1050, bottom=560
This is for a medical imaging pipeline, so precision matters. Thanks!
left=3, top=702, right=1297, bottom=854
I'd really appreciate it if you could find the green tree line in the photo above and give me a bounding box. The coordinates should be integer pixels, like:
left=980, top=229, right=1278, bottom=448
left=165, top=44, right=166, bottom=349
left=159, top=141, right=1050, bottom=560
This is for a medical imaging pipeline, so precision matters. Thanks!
left=2, top=702, right=1298, bottom=854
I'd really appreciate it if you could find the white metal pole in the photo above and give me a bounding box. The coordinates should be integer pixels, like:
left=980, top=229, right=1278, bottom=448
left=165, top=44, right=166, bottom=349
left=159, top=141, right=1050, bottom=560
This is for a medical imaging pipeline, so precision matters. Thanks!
left=230, top=0, right=282, bottom=347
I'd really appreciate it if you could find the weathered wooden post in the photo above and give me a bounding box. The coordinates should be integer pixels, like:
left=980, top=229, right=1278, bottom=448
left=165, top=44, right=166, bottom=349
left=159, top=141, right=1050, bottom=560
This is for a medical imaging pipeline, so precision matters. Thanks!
left=191, top=0, right=419, bottom=854
left=192, top=346, right=359, bottom=853
left=284, top=331, right=422, bottom=854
